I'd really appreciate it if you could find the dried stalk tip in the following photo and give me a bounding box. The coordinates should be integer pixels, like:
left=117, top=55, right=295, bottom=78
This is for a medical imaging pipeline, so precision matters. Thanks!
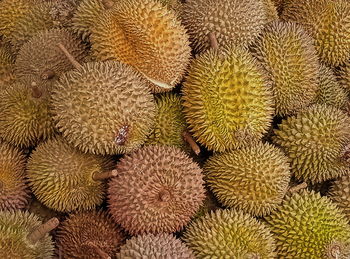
left=27, top=217, right=59, bottom=244
left=102, top=0, right=114, bottom=9
left=289, top=182, right=307, bottom=193
left=93, top=170, right=118, bottom=181
left=158, top=190, right=171, bottom=202
left=85, top=241, right=111, bottom=259
left=115, top=125, right=130, bottom=146
left=327, top=241, right=342, bottom=259
left=41, top=69, right=56, bottom=80
left=182, top=131, right=200, bottom=155
left=208, top=32, right=219, bottom=49
left=57, top=43, right=82, bottom=70
left=31, top=82, right=42, bottom=98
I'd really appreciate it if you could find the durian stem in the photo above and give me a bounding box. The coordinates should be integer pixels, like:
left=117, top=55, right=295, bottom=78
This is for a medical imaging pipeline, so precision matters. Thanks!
left=102, top=0, right=114, bottom=9
left=27, top=217, right=59, bottom=244
left=92, top=170, right=118, bottom=181
left=57, top=43, right=82, bottom=70
left=329, top=243, right=341, bottom=259
left=208, top=32, right=218, bottom=49
left=115, top=125, right=129, bottom=146
left=288, top=182, right=307, bottom=193
left=31, top=82, right=42, bottom=98
left=41, top=69, right=55, bottom=80
left=158, top=190, right=171, bottom=202
left=85, top=241, right=111, bottom=259
left=182, top=131, right=200, bottom=155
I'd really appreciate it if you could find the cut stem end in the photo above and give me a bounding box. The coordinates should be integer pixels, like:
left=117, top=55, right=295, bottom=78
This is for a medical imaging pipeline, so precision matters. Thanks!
left=182, top=131, right=200, bottom=155
left=27, top=217, right=59, bottom=244
left=289, top=182, right=307, bottom=193
left=57, top=43, right=82, bottom=70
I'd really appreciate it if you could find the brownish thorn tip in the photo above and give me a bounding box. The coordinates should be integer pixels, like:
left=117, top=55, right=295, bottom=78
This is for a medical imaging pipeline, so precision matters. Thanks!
left=57, top=43, right=82, bottom=70
left=31, top=82, right=42, bottom=98
left=27, top=217, right=59, bottom=244
left=208, top=32, right=219, bottom=49
left=183, top=131, right=200, bottom=155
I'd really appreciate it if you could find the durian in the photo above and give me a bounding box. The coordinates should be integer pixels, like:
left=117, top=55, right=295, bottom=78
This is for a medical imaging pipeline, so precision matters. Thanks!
left=183, top=209, right=276, bottom=258
left=329, top=175, right=350, bottom=221
left=204, top=142, right=290, bottom=217
left=273, top=104, right=350, bottom=183
left=0, top=42, right=15, bottom=90
left=27, top=137, right=114, bottom=212
left=108, top=145, right=205, bottom=235
left=337, top=60, right=350, bottom=94
left=116, top=233, right=194, bottom=259
left=265, top=190, right=350, bottom=258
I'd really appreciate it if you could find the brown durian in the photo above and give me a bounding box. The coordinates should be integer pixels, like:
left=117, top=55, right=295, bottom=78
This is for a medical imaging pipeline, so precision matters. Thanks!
left=329, top=175, right=350, bottom=221
left=0, top=41, right=15, bottom=90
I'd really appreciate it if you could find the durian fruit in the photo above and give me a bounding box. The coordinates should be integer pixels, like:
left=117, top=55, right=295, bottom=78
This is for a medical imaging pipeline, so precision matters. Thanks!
left=0, top=83, right=55, bottom=148
left=47, top=0, right=81, bottom=28
left=56, top=210, right=126, bottom=259
left=204, top=142, right=290, bottom=217
left=263, top=0, right=279, bottom=22
left=265, top=190, right=350, bottom=258
left=51, top=60, right=155, bottom=155
left=27, top=137, right=114, bottom=212
left=0, top=141, right=30, bottom=211
left=90, top=0, right=191, bottom=92
left=28, top=198, right=62, bottom=223
left=108, top=145, right=205, bottom=235
left=251, top=20, right=319, bottom=116
left=183, top=209, right=276, bottom=258
left=273, top=104, right=350, bottom=183
left=329, top=175, right=350, bottom=221
left=182, top=45, right=274, bottom=152
left=0, top=210, right=58, bottom=259
left=337, top=60, right=350, bottom=94
left=0, top=42, right=16, bottom=90
left=15, top=29, right=86, bottom=90
left=116, top=233, right=194, bottom=259
left=281, top=0, right=350, bottom=66
left=181, top=0, right=271, bottom=53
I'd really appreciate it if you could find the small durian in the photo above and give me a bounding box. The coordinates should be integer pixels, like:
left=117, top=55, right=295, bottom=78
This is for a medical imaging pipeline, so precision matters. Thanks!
left=273, top=104, right=350, bottom=183
left=182, top=45, right=274, bottom=152
left=108, top=145, right=205, bottom=235
left=0, top=83, right=55, bottom=148
left=116, top=234, right=194, bottom=259
left=0, top=210, right=58, bottom=259
left=183, top=209, right=276, bottom=258
left=91, top=0, right=191, bottom=92
left=56, top=210, right=126, bottom=259
left=251, top=20, right=319, bottom=116
left=265, top=190, right=350, bottom=258
left=329, top=175, right=350, bottom=221
left=27, top=137, right=114, bottom=212
left=0, top=42, right=16, bottom=90
left=204, top=142, right=291, bottom=217
left=0, top=141, right=30, bottom=211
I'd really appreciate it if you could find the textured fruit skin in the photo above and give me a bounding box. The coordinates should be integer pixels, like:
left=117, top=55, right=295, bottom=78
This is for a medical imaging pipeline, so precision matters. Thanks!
left=337, top=60, right=350, bottom=94
left=273, top=104, right=350, bottom=183
left=0, top=141, right=30, bottom=211
left=0, top=42, right=15, bottom=90
left=108, top=145, right=205, bottom=235
left=56, top=210, right=126, bottom=259
left=15, top=29, right=86, bottom=89
left=51, top=61, right=155, bottom=155
left=265, top=190, right=350, bottom=258
left=204, top=142, right=290, bottom=217
left=181, top=0, right=270, bottom=53
left=330, top=175, right=350, bottom=221
left=91, top=0, right=191, bottom=92
left=27, top=137, right=114, bottom=212
left=183, top=209, right=276, bottom=258
left=0, top=210, right=55, bottom=259
left=252, top=21, right=319, bottom=116
left=182, top=46, right=273, bottom=152
left=0, top=83, right=55, bottom=148
left=27, top=199, right=61, bottom=223
left=281, top=0, right=350, bottom=66
left=116, top=233, right=194, bottom=259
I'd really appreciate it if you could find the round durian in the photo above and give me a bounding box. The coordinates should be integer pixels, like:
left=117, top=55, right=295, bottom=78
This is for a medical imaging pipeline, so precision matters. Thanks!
left=0, top=210, right=57, bottom=259
left=0, top=141, right=30, bottom=211
left=181, top=0, right=271, bottom=53
left=56, top=210, right=126, bottom=259
left=265, top=190, right=350, bottom=258
left=204, top=142, right=291, bottom=217
left=51, top=60, right=155, bottom=155
left=90, top=0, right=191, bottom=92
left=183, top=209, right=276, bottom=258
left=27, top=137, right=114, bottom=212
left=182, top=45, right=274, bottom=152
left=15, top=29, right=86, bottom=90
left=108, top=145, right=205, bottom=235
left=281, top=0, right=350, bottom=66
left=329, top=175, right=350, bottom=221
left=116, top=233, right=194, bottom=259
left=0, top=42, right=15, bottom=90
left=0, top=83, right=55, bottom=148
left=251, top=20, right=319, bottom=116
left=273, top=104, right=350, bottom=183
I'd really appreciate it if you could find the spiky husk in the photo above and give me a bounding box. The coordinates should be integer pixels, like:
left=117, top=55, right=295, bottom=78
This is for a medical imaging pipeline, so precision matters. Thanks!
left=273, top=104, right=350, bottom=183
left=108, top=145, right=205, bottom=235
left=265, top=190, right=350, bottom=258
left=0, top=42, right=15, bottom=90
left=27, top=137, right=114, bottom=212
left=0, top=141, right=29, bottom=211
left=182, top=46, right=274, bottom=152
left=56, top=210, right=126, bottom=259
left=27, top=198, right=61, bottom=223
left=183, top=209, right=276, bottom=258
left=51, top=61, right=155, bottom=155
left=251, top=21, right=319, bottom=116
left=329, top=175, right=350, bottom=221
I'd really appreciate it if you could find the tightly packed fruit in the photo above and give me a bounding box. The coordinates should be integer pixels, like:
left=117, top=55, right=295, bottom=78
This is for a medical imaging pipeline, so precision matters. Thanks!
left=1, top=0, right=350, bottom=258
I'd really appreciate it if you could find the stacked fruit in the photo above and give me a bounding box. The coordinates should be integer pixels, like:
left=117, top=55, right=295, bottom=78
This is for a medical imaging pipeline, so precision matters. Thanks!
left=1, top=0, right=350, bottom=258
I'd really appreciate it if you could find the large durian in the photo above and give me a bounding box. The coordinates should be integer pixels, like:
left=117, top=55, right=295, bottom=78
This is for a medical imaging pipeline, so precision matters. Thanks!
left=0, top=42, right=15, bottom=90
left=273, top=104, right=350, bottom=183
left=329, top=175, right=350, bottom=221
left=204, top=142, right=290, bottom=217
left=183, top=209, right=276, bottom=258
left=265, top=190, right=350, bottom=258
left=182, top=45, right=273, bottom=152
left=108, top=145, right=205, bottom=235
